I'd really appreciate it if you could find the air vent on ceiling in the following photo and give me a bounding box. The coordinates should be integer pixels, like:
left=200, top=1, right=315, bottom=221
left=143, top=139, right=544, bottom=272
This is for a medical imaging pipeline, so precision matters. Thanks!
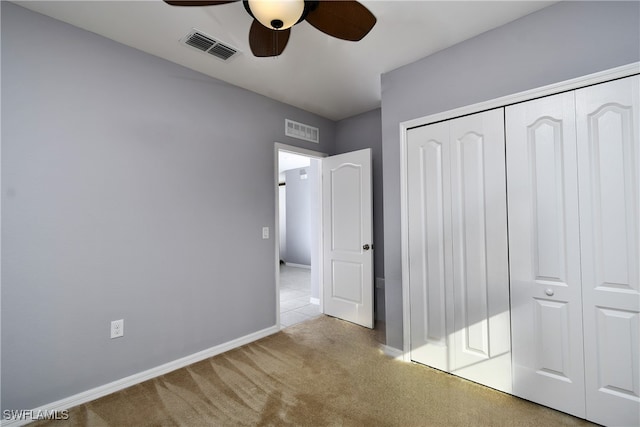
left=285, top=119, right=320, bottom=144
left=181, top=29, right=239, bottom=61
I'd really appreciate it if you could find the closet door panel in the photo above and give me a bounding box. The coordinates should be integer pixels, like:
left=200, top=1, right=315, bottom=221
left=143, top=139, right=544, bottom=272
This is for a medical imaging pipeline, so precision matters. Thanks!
left=506, top=92, right=586, bottom=418
left=449, top=109, right=511, bottom=393
left=576, top=75, right=640, bottom=427
left=407, top=122, right=454, bottom=372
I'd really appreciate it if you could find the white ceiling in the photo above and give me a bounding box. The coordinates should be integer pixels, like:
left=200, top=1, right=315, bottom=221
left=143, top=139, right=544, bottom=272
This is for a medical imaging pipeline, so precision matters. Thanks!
left=15, top=0, right=555, bottom=121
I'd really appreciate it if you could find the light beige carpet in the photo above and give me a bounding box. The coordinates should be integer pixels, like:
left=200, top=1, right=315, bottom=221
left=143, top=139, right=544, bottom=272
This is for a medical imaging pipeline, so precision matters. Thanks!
left=32, top=316, right=593, bottom=426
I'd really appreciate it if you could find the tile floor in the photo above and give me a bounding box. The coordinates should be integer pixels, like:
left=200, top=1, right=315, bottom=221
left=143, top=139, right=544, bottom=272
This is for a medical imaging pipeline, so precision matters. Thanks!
left=279, top=264, right=321, bottom=328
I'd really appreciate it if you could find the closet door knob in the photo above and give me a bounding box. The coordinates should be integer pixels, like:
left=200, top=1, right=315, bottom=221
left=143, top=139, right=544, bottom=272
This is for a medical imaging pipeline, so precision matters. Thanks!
left=545, top=289, right=555, bottom=297
left=363, top=244, right=370, bottom=251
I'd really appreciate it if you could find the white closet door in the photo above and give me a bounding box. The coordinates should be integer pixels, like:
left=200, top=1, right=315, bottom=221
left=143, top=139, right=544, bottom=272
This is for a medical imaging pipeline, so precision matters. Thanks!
left=407, top=110, right=511, bottom=391
left=576, top=75, right=640, bottom=427
left=407, top=121, right=454, bottom=372
left=506, top=92, right=586, bottom=418
left=448, top=109, right=511, bottom=393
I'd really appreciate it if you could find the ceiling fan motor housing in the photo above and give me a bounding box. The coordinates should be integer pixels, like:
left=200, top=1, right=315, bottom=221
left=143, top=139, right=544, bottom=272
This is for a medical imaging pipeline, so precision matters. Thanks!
left=243, top=0, right=318, bottom=30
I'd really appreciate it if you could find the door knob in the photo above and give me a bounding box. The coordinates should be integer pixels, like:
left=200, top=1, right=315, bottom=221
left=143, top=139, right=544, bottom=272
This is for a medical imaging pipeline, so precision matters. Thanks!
left=363, top=244, right=370, bottom=251
left=545, top=289, right=554, bottom=297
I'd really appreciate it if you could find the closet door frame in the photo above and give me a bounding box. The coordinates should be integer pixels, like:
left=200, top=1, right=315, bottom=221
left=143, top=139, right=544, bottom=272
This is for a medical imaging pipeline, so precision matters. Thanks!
left=399, top=62, right=639, bottom=361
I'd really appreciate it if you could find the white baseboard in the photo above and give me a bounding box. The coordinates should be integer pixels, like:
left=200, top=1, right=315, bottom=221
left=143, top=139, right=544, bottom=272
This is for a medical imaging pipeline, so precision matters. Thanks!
left=380, top=344, right=405, bottom=360
left=284, top=262, right=311, bottom=269
left=1, top=325, right=279, bottom=427
left=309, top=297, right=320, bottom=305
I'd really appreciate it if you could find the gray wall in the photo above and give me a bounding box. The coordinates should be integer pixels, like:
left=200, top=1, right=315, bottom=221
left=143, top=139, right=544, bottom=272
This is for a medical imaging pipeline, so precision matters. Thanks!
left=284, top=167, right=311, bottom=266
left=1, top=2, right=336, bottom=411
left=380, top=1, right=640, bottom=350
left=334, top=108, right=385, bottom=323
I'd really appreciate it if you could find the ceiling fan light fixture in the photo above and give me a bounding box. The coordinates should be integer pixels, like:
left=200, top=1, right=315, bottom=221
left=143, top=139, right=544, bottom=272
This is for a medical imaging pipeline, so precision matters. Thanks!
left=247, top=0, right=304, bottom=30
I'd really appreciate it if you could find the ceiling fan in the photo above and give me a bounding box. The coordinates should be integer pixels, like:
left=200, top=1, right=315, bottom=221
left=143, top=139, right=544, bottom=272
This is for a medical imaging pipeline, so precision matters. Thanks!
left=164, top=0, right=377, bottom=57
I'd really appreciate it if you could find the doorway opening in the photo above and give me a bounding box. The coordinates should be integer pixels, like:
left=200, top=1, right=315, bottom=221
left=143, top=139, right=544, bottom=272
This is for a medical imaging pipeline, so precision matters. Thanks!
left=275, top=144, right=326, bottom=329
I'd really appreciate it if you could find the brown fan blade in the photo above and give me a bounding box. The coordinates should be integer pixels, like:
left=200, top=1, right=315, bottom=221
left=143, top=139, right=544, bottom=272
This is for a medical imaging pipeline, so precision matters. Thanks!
left=249, top=20, right=290, bottom=57
left=305, top=0, right=376, bottom=42
left=163, top=0, right=238, bottom=6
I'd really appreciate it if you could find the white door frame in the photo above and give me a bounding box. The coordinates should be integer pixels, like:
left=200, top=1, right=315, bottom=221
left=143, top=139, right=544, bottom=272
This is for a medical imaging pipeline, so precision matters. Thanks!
left=274, top=142, right=327, bottom=328
left=399, top=62, right=639, bottom=360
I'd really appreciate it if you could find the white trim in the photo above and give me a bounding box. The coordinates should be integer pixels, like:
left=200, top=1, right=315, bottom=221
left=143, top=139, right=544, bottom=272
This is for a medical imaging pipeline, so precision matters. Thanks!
left=275, top=142, right=327, bottom=159
left=400, top=112, right=413, bottom=362
left=1, top=325, right=279, bottom=427
left=284, top=262, right=311, bottom=270
left=399, top=62, right=640, bottom=362
left=312, top=154, right=324, bottom=314
left=380, top=344, right=405, bottom=360
left=274, top=143, right=327, bottom=329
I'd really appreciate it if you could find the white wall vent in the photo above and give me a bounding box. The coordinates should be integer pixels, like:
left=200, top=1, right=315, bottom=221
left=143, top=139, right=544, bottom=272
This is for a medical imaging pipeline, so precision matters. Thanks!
left=181, top=29, right=239, bottom=61
left=285, top=119, right=319, bottom=144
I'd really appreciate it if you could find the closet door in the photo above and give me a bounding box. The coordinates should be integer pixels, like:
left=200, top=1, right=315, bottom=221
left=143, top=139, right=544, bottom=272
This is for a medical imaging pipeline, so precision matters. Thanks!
left=576, top=75, right=640, bottom=427
left=407, top=121, right=454, bottom=372
left=407, top=109, right=511, bottom=392
left=506, top=92, right=586, bottom=418
left=448, top=109, right=511, bottom=393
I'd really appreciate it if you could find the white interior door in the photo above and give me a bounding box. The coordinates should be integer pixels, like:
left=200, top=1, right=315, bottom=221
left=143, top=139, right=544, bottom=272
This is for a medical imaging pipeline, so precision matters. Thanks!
left=576, top=75, right=640, bottom=427
left=506, top=91, right=586, bottom=418
left=407, top=121, right=454, bottom=372
left=322, top=149, right=373, bottom=328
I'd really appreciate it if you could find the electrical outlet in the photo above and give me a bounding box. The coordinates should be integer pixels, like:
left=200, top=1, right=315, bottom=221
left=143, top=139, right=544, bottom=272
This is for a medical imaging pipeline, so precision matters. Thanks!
left=110, top=319, right=124, bottom=339
left=262, top=227, right=269, bottom=239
